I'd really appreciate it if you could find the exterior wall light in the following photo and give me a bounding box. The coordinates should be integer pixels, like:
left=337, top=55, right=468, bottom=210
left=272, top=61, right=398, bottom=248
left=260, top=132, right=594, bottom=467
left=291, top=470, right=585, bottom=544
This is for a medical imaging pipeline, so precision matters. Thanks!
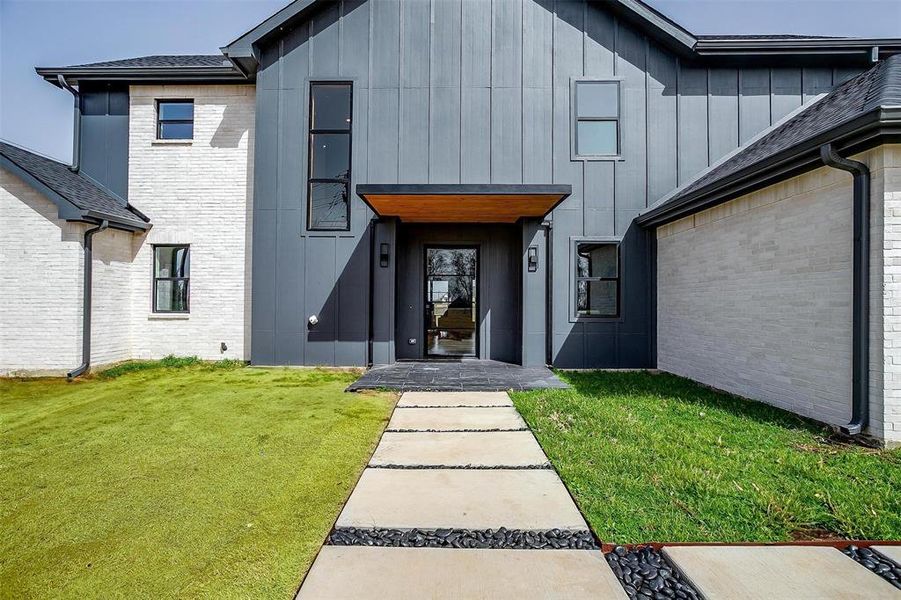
left=528, top=246, right=539, bottom=272
left=379, top=243, right=390, bottom=268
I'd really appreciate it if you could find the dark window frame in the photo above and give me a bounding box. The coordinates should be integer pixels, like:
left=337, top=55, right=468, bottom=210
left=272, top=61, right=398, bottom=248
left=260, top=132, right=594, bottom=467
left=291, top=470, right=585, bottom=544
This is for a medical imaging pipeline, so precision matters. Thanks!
left=570, top=236, right=622, bottom=321
left=570, top=79, right=622, bottom=160
left=156, top=99, right=194, bottom=140
left=152, top=244, right=191, bottom=314
left=307, top=82, right=353, bottom=231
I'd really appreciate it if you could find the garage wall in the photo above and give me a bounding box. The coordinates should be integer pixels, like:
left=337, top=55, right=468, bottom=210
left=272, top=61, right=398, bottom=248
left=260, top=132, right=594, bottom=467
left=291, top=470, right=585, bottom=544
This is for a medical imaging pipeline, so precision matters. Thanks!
left=656, top=146, right=899, bottom=445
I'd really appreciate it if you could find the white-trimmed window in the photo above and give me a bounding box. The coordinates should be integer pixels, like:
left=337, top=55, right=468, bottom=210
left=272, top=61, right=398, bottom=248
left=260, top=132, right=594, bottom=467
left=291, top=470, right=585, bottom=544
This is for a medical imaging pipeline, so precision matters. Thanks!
left=572, top=80, right=620, bottom=158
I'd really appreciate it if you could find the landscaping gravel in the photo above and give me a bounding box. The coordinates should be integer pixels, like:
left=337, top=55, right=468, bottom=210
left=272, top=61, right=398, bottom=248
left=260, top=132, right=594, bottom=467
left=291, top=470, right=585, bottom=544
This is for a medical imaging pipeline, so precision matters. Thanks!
left=843, top=545, right=901, bottom=590
left=328, top=527, right=598, bottom=550
left=606, top=546, right=701, bottom=600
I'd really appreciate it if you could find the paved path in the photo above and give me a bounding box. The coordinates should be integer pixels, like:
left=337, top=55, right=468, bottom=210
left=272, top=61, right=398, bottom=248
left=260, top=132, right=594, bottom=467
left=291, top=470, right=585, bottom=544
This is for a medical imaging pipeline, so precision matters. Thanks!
left=297, top=391, right=626, bottom=599
left=298, top=391, right=901, bottom=599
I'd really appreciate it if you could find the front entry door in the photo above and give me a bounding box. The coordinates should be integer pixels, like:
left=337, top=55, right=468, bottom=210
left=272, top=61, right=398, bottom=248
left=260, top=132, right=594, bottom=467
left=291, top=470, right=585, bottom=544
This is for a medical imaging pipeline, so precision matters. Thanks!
left=425, top=247, right=478, bottom=357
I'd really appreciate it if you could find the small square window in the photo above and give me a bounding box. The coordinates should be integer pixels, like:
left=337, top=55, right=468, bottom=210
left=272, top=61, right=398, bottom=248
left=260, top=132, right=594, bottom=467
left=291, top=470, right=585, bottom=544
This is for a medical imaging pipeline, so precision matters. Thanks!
left=575, top=241, right=619, bottom=318
left=153, top=245, right=190, bottom=313
left=157, top=100, right=194, bottom=140
left=573, top=80, right=620, bottom=158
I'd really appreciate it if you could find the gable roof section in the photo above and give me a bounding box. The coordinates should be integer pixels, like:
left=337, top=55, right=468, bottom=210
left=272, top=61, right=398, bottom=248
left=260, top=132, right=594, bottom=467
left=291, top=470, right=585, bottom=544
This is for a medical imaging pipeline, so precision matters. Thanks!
left=1, top=141, right=150, bottom=231
left=36, top=55, right=245, bottom=86
left=220, top=0, right=900, bottom=74
left=636, top=54, right=901, bottom=227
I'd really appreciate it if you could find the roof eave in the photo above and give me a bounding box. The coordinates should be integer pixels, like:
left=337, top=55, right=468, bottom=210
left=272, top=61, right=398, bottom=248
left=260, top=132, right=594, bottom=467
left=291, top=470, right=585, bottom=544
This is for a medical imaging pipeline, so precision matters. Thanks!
left=221, top=0, right=321, bottom=72
left=35, top=66, right=248, bottom=86
left=636, top=108, right=901, bottom=228
left=1, top=155, right=151, bottom=232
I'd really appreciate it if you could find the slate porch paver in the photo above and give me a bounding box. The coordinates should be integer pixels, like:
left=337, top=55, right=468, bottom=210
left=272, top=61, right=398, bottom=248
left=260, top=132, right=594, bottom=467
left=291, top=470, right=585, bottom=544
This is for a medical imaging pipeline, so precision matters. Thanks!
left=663, top=545, right=899, bottom=600
left=297, top=547, right=628, bottom=599
left=387, top=406, right=526, bottom=431
left=397, top=391, right=513, bottom=407
left=335, top=467, right=587, bottom=530
left=370, top=431, right=549, bottom=468
left=346, top=360, right=569, bottom=392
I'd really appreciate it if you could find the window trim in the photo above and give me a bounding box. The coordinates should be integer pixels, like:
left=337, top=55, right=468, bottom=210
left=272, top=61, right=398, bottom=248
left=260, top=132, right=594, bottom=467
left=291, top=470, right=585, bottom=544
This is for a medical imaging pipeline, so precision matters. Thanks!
left=152, top=244, right=191, bottom=314
left=570, top=78, right=623, bottom=161
left=569, top=236, right=623, bottom=322
left=156, top=99, right=194, bottom=140
left=307, top=81, right=353, bottom=232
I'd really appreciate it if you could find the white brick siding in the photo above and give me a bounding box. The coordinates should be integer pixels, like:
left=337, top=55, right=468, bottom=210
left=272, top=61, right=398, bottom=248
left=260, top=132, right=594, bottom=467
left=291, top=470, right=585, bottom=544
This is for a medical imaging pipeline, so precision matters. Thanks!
left=0, top=170, right=132, bottom=375
left=0, top=83, right=254, bottom=375
left=128, top=84, right=254, bottom=361
left=656, top=145, right=901, bottom=446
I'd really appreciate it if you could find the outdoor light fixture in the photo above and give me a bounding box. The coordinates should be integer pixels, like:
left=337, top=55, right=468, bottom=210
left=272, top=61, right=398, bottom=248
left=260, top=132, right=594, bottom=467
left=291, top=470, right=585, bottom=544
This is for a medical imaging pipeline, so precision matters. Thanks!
left=308, top=314, right=319, bottom=326
left=379, top=243, right=390, bottom=267
left=528, top=246, right=539, bottom=272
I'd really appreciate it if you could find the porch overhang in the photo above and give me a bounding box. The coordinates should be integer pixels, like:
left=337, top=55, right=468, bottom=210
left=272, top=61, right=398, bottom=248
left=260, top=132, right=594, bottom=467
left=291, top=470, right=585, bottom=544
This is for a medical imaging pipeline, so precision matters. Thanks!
left=356, top=184, right=571, bottom=223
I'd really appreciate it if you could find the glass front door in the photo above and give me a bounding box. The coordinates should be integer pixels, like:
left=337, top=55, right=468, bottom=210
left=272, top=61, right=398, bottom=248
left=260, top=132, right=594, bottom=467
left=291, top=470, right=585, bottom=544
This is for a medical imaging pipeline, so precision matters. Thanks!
left=425, top=247, right=478, bottom=357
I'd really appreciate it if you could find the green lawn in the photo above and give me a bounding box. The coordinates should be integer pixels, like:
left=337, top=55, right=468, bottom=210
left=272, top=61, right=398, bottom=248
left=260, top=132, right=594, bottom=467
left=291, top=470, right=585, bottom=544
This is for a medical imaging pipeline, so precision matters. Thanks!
left=512, top=371, right=901, bottom=544
left=0, top=361, right=395, bottom=599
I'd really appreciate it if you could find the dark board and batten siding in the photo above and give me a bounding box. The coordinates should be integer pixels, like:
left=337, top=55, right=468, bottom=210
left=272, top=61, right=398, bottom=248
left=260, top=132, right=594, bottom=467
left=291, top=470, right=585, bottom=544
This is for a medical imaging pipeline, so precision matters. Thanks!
left=250, top=0, right=857, bottom=368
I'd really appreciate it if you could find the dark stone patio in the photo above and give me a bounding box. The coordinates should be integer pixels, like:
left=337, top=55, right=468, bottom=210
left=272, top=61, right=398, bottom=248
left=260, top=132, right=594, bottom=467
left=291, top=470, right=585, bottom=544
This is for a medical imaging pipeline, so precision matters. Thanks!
left=346, top=360, right=569, bottom=392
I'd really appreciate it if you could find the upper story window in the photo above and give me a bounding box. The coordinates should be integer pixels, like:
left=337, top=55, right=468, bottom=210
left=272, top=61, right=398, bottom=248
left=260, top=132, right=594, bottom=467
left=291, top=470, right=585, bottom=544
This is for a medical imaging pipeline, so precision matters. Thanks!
left=573, top=81, right=620, bottom=158
left=157, top=100, right=194, bottom=140
left=307, top=82, right=352, bottom=230
left=575, top=241, right=619, bottom=318
left=153, top=245, right=190, bottom=313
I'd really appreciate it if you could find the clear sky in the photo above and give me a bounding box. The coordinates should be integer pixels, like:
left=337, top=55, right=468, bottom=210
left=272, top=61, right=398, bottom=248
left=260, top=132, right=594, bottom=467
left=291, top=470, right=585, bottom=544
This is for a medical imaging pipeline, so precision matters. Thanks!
left=2, top=0, right=899, bottom=162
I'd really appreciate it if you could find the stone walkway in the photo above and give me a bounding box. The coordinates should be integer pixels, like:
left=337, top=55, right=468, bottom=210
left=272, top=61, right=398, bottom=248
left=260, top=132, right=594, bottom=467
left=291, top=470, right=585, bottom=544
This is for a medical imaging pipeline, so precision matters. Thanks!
left=297, top=391, right=626, bottom=599
left=297, top=392, right=901, bottom=599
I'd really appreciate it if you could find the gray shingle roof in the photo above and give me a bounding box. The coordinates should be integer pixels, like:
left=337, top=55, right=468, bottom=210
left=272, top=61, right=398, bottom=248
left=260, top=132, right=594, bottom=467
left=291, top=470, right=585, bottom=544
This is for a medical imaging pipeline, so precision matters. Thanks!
left=0, top=141, right=149, bottom=229
left=64, top=55, right=232, bottom=69
left=695, top=34, right=843, bottom=40
left=638, top=53, right=901, bottom=225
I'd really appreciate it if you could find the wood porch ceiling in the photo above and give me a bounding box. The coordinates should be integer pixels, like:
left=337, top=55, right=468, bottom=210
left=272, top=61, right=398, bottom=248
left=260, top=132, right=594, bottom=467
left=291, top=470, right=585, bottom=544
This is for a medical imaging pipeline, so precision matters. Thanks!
left=356, top=184, right=571, bottom=224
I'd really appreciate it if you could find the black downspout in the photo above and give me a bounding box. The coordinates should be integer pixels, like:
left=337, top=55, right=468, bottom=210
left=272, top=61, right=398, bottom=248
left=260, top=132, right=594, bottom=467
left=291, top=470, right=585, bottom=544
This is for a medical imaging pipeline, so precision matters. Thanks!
left=67, top=220, right=109, bottom=380
left=57, top=75, right=81, bottom=173
left=820, top=144, right=870, bottom=436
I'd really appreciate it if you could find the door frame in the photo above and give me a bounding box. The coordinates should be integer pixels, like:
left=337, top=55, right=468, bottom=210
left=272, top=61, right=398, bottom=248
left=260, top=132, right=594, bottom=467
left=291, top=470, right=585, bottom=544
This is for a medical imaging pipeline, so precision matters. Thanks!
left=423, top=244, right=480, bottom=359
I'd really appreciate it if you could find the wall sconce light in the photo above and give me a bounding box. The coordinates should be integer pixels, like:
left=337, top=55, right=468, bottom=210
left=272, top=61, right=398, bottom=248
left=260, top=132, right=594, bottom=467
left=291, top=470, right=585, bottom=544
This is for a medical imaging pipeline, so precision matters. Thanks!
left=379, top=243, right=390, bottom=268
left=528, top=246, right=539, bottom=272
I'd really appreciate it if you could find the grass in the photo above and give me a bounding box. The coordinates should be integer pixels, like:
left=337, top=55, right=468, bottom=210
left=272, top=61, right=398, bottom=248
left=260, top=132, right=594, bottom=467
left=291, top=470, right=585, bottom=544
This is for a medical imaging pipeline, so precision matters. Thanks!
left=511, top=371, right=901, bottom=544
left=0, top=360, right=395, bottom=599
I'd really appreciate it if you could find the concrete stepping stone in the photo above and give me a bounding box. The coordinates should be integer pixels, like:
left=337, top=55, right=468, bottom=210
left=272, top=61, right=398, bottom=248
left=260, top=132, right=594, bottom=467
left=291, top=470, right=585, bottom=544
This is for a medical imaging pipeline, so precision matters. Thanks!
left=873, top=545, right=901, bottom=564
left=398, top=391, right=512, bottom=407
left=336, top=468, right=587, bottom=530
left=663, top=545, right=899, bottom=599
left=370, top=431, right=549, bottom=468
left=297, top=547, right=628, bottom=599
left=387, top=406, right=526, bottom=431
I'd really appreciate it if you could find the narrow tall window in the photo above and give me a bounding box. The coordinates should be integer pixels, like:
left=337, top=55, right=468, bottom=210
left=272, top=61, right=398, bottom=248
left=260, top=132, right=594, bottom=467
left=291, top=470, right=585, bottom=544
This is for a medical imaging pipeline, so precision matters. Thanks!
left=153, top=245, right=190, bottom=313
left=575, top=242, right=619, bottom=317
left=308, top=83, right=352, bottom=230
left=157, top=100, right=194, bottom=140
left=573, top=81, right=620, bottom=157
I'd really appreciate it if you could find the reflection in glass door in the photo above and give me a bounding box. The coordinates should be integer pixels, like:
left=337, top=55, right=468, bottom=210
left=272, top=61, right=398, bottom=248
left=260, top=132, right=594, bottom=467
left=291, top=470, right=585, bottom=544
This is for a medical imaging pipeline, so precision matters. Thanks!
left=425, top=247, right=478, bottom=357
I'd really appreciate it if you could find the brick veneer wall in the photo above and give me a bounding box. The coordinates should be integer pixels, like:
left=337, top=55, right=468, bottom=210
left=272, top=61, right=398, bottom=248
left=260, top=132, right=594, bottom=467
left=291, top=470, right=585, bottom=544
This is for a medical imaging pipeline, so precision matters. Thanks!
left=656, top=145, right=900, bottom=446
left=0, top=170, right=134, bottom=375
left=127, top=84, right=255, bottom=361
